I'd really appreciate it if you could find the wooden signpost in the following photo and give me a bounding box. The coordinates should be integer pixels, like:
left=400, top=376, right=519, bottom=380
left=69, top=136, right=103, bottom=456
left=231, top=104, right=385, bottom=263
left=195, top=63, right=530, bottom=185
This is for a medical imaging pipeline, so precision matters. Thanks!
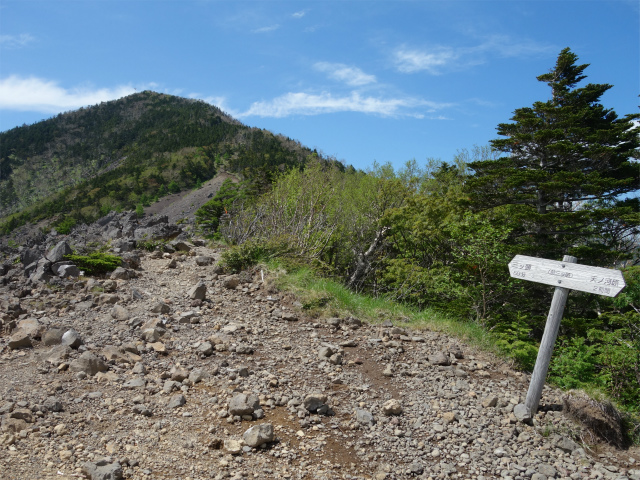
left=508, top=255, right=626, bottom=422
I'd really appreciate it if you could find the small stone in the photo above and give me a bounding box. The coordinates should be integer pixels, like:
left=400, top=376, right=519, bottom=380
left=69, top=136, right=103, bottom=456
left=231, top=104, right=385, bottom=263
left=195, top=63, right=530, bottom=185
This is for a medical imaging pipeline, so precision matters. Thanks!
left=81, top=459, right=124, bottom=480
left=168, top=394, right=186, bottom=409
left=195, top=256, right=213, bottom=266
left=482, top=396, right=499, bottom=408
left=223, top=439, right=243, bottom=455
left=428, top=352, right=450, bottom=366
left=243, top=424, right=274, bottom=447
left=110, top=305, right=129, bottom=321
left=8, top=330, right=32, bottom=350
left=355, top=409, right=375, bottom=426
left=149, top=301, right=170, bottom=314
left=187, top=281, right=207, bottom=300
left=228, top=393, right=260, bottom=416
left=382, top=399, right=403, bottom=416
left=303, top=393, right=327, bottom=413
left=69, top=352, right=108, bottom=376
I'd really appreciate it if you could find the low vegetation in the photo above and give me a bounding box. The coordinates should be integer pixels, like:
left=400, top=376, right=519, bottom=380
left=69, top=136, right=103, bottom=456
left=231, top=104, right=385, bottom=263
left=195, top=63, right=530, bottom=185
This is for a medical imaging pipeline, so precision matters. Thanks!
left=214, top=49, right=640, bottom=415
left=63, top=252, right=121, bottom=276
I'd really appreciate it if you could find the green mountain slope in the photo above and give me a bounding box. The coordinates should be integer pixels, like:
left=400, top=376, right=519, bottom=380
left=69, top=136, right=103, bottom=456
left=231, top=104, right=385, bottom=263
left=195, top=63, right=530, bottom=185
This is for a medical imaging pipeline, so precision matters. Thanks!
left=0, top=91, right=314, bottom=230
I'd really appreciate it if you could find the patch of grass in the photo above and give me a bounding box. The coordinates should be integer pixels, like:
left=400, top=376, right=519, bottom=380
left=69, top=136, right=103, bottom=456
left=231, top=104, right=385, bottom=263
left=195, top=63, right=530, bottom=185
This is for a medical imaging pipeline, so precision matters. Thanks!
left=263, top=259, right=497, bottom=354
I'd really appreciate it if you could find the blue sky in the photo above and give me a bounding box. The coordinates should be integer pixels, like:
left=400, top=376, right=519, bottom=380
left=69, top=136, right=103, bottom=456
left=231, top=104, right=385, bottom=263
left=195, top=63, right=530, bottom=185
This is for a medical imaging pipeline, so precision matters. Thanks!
left=1, top=0, right=638, bottom=170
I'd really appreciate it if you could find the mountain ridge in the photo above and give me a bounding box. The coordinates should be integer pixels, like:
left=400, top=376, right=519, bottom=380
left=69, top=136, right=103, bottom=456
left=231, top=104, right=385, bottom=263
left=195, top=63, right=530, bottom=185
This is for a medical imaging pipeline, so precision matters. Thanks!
left=0, top=91, right=316, bottom=229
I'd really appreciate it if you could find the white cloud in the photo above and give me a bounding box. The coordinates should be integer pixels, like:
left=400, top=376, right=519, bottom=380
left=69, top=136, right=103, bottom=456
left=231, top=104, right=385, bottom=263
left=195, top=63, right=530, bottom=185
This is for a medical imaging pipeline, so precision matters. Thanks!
left=0, top=75, right=137, bottom=112
left=238, top=91, right=450, bottom=118
left=252, top=24, right=280, bottom=34
left=0, top=33, right=35, bottom=48
left=394, top=36, right=554, bottom=74
left=292, top=10, right=306, bottom=18
left=313, top=62, right=376, bottom=86
left=394, top=47, right=458, bottom=74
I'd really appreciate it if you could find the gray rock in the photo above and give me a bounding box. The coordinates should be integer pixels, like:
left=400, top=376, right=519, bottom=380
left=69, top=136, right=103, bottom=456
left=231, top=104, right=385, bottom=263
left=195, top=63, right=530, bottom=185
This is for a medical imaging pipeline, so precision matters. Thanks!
left=428, top=352, right=451, bottom=366
left=513, top=403, right=533, bottom=423
left=45, top=345, right=72, bottom=365
left=196, top=341, right=213, bottom=356
left=110, top=267, right=131, bottom=280
left=555, top=435, right=579, bottom=453
left=223, top=276, right=239, bottom=289
left=537, top=463, right=557, bottom=477
left=110, top=305, right=129, bottom=321
left=243, top=424, right=274, bottom=447
left=170, top=240, right=191, bottom=252
left=123, top=378, right=146, bottom=389
left=355, top=409, right=375, bottom=426
left=195, top=256, right=213, bottom=266
left=141, top=327, right=164, bottom=343
left=69, top=352, right=108, bottom=376
left=8, top=330, right=32, bottom=350
left=43, top=396, right=63, bottom=412
left=57, top=264, right=81, bottom=278
left=228, top=393, right=260, bottom=416
left=46, top=241, right=72, bottom=263
left=168, top=394, right=186, bottom=408
left=382, top=399, right=403, bottom=416
left=303, top=393, right=327, bottom=413
left=188, top=281, right=207, bottom=300
left=149, top=301, right=170, bottom=314
left=482, top=396, right=499, bottom=408
left=82, top=459, right=123, bottom=480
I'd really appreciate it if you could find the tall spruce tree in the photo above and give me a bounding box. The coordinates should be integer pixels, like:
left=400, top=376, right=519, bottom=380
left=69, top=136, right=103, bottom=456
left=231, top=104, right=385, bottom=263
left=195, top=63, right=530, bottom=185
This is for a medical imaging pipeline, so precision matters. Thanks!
left=467, top=48, right=640, bottom=264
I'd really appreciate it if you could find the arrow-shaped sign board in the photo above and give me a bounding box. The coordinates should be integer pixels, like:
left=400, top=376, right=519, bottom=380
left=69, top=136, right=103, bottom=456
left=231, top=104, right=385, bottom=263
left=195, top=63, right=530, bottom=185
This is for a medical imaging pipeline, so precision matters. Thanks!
left=508, top=255, right=625, bottom=297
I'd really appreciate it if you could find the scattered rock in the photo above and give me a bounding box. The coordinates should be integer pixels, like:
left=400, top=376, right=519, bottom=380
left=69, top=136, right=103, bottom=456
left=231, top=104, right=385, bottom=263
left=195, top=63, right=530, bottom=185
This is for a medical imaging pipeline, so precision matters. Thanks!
left=243, top=423, right=274, bottom=447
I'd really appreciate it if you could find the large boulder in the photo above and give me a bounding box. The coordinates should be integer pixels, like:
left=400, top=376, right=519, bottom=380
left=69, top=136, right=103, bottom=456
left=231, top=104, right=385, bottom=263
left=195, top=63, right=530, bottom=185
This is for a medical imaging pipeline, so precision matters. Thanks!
left=46, top=241, right=73, bottom=263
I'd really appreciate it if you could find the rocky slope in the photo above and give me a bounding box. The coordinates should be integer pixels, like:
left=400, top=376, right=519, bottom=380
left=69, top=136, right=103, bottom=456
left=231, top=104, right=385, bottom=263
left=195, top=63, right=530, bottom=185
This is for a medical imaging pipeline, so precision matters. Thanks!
left=0, top=219, right=639, bottom=480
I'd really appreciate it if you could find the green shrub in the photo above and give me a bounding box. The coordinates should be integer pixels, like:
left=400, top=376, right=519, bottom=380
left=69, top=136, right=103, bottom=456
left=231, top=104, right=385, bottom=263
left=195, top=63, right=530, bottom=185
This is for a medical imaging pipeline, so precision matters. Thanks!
left=492, top=316, right=539, bottom=370
left=220, top=238, right=291, bottom=273
left=55, top=216, right=77, bottom=234
left=64, top=252, right=121, bottom=275
left=548, top=337, right=598, bottom=390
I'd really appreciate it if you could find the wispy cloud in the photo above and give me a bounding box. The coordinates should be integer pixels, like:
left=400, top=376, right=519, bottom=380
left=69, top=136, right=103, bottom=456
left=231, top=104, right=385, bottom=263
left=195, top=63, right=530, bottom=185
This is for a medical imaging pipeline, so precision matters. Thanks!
left=0, top=75, right=137, bottom=112
left=394, top=47, right=458, bottom=74
left=314, top=62, right=376, bottom=86
left=292, top=10, right=306, bottom=19
left=0, top=33, right=35, bottom=48
left=238, top=91, right=451, bottom=118
left=252, top=24, right=280, bottom=34
left=394, top=35, right=554, bottom=74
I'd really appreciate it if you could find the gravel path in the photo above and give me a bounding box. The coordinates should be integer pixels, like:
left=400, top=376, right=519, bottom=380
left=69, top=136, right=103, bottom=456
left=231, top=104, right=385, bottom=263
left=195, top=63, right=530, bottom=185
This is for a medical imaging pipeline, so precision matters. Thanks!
left=0, top=243, right=638, bottom=480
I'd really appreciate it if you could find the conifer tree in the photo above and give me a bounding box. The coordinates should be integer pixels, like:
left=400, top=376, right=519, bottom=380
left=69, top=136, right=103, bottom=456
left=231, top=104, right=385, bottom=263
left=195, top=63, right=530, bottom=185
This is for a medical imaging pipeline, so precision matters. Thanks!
left=467, top=48, right=639, bottom=263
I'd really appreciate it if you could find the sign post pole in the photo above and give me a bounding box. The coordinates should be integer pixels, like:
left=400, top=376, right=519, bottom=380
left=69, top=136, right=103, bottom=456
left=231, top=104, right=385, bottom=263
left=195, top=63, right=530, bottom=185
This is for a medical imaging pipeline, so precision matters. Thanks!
left=522, top=255, right=575, bottom=417
left=508, top=254, right=625, bottom=422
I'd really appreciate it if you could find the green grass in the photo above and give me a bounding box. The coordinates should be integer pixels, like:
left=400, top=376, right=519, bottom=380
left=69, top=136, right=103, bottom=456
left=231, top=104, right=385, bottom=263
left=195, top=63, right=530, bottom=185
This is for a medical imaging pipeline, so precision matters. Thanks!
left=264, top=259, right=499, bottom=356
